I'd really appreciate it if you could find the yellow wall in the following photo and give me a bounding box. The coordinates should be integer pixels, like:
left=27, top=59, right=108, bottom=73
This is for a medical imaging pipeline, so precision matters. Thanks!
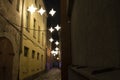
left=19, top=0, right=47, bottom=79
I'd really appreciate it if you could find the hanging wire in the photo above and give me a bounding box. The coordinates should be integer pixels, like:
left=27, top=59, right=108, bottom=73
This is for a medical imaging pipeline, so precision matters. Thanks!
left=0, top=12, right=46, bottom=50
left=0, top=13, right=47, bottom=32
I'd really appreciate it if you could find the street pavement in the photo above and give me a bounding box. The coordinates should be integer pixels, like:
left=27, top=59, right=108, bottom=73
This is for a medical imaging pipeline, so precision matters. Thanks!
left=34, top=68, right=61, bottom=80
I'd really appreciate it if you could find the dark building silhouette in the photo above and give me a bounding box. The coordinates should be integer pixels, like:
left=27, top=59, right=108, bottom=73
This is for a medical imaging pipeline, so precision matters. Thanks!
left=61, top=0, right=120, bottom=80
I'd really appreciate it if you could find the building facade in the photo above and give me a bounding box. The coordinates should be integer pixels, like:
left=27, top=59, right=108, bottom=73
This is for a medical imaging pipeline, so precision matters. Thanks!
left=0, top=0, right=21, bottom=80
left=19, top=0, right=47, bottom=80
left=0, top=0, right=47, bottom=80
left=61, top=0, right=120, bottom=80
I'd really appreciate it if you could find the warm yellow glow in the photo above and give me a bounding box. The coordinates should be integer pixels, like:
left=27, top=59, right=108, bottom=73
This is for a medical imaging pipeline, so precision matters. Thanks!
left=49, top=8, right=56, bottom=16
left=49, top=27, right=54, bottom=33
left=55, top=41, right=59, bottom=45
left=38, top=7, right=46, bottom=15
left=57, top=57, right=59, bottom=60
left=55, top=24, right=61, bottom=31
left=49, top=38, right=54, bottom=42
left=51, top=50, right=58, bottom=56
left=27, top=4, right=37, bottom=14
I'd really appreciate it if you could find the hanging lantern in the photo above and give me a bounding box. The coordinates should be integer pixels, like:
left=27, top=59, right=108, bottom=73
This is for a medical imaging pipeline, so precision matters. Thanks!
left=49, top=8, right=56, bottom=16
left=38, top=7, right=46, bottom=15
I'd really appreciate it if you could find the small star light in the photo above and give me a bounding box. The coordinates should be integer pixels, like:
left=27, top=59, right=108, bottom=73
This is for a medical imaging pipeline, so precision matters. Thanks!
left=49, top=27, right=54, bottom=33
left=49, top=38, right=54, bottom=42
left=57, top=57, right=59, bottom=60
left=55, top=41, right=59, bottom=45
left=27, top=4, right=37, bottom=14
left=49, top=8, right=56, bottom=16
left=51, top=50, right=55, bottom=54
left=55, top=47, right=59, bottom=51
left=38, top=7, right=46, bottom=15
left=55, top=51, right=58, bottom=55
left=55, top=24, right=61, bottom=31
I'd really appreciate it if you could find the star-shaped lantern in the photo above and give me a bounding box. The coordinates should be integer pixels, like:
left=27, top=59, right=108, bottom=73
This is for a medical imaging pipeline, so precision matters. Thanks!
left=27, top=4, right=37, bottom=14
left=55, top=24, right=61, bottom=31
left=55, top=47, right=59, bottom=51
left=55, top=41, right=59, bottom=45
left=49, top=8, right=56, bottom=16
left=51, top=50, right=55, bottom=54
left=49, top=27, right=54, bottom=33
left=38, top=7, right=46, bottom=15
left=49, top=37, right=54, bottom=42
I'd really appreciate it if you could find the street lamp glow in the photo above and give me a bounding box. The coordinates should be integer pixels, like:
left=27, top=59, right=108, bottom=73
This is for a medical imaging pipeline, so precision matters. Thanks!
left=55, top=41, right=59, bottom=45
left=27, top=4, right=37, bottom=14
left=49, top=38, right=54, bottom=42
left=38, top=7, right=46, bottom=15
left=49, top=27, right=54, bottom=33
left=49, top=8, right=56, bottom=16
left=55, top=24, right=61, bottom=31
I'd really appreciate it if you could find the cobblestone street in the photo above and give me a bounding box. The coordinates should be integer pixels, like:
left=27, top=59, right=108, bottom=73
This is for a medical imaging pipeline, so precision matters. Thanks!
left=34, top=68, right=61, bottom=80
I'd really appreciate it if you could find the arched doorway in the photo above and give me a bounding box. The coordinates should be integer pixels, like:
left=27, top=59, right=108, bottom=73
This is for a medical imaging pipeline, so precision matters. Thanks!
left=0, top=37, right=14, bottom=80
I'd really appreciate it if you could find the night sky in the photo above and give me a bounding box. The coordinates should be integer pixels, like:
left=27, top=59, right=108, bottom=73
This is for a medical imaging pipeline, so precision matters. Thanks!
left=44, top=0, right=60, bottom=48
left=44, top=0, right=60, bottom=27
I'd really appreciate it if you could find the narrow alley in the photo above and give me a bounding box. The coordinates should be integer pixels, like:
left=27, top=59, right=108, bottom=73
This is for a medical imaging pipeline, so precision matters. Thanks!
left=34, top=68, right=61, bottom=80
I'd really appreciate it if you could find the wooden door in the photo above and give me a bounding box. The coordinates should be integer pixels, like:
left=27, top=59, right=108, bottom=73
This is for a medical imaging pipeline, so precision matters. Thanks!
left=0, top=37, right=14, bottom=80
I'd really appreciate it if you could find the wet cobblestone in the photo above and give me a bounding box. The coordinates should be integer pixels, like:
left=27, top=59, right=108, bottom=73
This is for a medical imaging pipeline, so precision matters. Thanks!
left=34, top=68, right=61, bottom=80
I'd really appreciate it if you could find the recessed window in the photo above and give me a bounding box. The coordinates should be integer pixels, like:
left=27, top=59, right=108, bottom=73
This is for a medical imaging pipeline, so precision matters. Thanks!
left=35, top=0, right=37, bottom=6
left=42, top=32, right=44, bottom=46
left=8, top=0, right=13, bottom=4
left=26, top=10, right=31, bottom=32
left=33, top=18, right=36, bottom=38
left=16, top=0, right=20, bottom=11
left=32, top=50, right=35, bottom=59
left=38, top=26, right=40, bottom=42
left=24, top=46, right=29, bottom=57
left=37, top=53, right=40, bottom=60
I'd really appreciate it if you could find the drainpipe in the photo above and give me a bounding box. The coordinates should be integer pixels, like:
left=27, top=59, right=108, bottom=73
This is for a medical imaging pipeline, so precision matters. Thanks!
left=18, top=0, right=24, bottom=80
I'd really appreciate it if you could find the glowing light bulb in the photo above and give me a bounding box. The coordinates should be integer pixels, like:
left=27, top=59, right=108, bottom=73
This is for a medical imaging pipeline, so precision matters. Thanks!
left=27, top=4, right=37, bottom=14
left=49, top=8, right=56, bottom=16
left=55, top=24, right=61, bottom=31
left=38, top=7, right=46, bottom=15
left=55, top=41, right=59, bottom=45
left=49, top=27, right=54, bottom=33
left=49, top=38, right=54, bottom=42
left=55, top=47, right=59, bottom=51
